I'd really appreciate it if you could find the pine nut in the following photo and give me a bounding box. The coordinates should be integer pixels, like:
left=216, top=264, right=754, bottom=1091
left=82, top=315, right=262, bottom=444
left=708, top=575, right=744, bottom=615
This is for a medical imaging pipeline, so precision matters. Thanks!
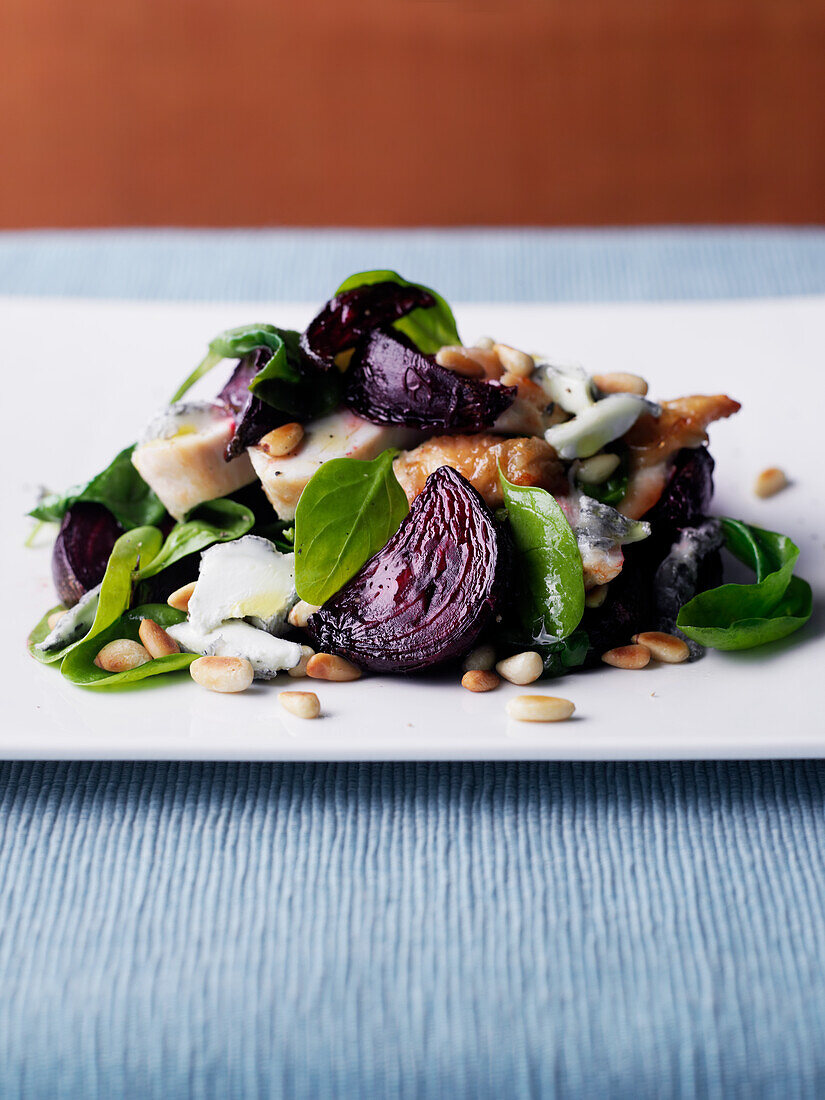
left=473, top=336, right=495, bottom=350
left=577, top=453, right=620, bottom=485
left=494, top=344, right=534, bottom=378
left=190, top=655, right=254, bottom=693
left=592, top=371, right=648, bottom=396
left=435, top=346, right=486, bottom=378
left=288, top=600, right=321, bottom=629
left=632, top=631, right=689, bottom=663
left=94, top=638, right=152, bottom=673
left=287, top=645, right=315, bottom=678
left=601, top=644, right=650, bottom=669
left=461, top=670, right=501, bottom=693
left=138, top=617, right=180, bottom=658
left=306, top=653, right=362, bottom=682
left=462, top=644, right=496, bottom=672
left=495, top=650, right=543, bottom=685
left=259, top=422, right=304, bottom=457
left=507, top=695, right=575, bottom=722
left=279, top=691, right=321, bottom=719
left=754, top=466, right=788, bottom=499
left=47, top=610, right=67, bottom=630
left=167, top=581, right=196, bottom=613
left=585, top=584, right=608, bottom=609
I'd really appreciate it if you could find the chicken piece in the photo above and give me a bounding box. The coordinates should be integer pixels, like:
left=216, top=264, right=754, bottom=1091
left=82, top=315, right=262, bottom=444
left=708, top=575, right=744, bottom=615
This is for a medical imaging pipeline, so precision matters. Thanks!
left=393, top=434, right=565, bottom=509
left=619, top=394, right=741, bottom=518
left=249, top=409, right=422, bottom=521
left=132, top=402, right=255, bottom=521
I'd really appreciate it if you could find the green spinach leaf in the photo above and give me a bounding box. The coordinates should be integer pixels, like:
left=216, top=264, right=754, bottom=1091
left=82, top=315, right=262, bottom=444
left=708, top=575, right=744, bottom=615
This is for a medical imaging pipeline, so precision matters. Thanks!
left=60, top=605, right=196, bottom=688
left=499, top=470, right=585, bottom=640
left=31, top=525, right=163, bottom=665
left=29, top=445, right=166, bottom=529
left=171, top=323, right=341, bottom=419
left=136, top=498, right=254, bottom=580
left=294, top=450, right=408, bottom=604
left=335, top=270, right=460, bottom=354
left=677, top=518, right=812, bottom=650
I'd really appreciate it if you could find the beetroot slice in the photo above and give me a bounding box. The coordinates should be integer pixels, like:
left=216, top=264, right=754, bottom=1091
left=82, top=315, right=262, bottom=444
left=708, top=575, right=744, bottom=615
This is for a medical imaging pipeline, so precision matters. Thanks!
left=52, top=503, right=123, bottom=607
left=307, top=466, right=506, bottom=672
left=343, top=329, right=517, bottom=432
left=217, top=348, right=284, bottom=461
left=299, top=281, right=435, bottom=370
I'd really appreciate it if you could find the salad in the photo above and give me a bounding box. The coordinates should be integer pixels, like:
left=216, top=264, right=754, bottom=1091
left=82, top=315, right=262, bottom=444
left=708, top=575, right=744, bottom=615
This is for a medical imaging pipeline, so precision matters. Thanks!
left=28, top=271, right=812, bottom=721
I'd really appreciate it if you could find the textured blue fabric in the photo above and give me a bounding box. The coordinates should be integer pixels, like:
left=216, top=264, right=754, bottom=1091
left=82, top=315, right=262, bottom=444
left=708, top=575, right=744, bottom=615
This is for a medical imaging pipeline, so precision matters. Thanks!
left=3, top=230, right=825, bottom=1099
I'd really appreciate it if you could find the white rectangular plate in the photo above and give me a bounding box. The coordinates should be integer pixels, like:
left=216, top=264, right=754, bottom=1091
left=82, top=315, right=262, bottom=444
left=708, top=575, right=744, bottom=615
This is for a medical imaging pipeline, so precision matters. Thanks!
left=5, top=295, right=823, bottom=760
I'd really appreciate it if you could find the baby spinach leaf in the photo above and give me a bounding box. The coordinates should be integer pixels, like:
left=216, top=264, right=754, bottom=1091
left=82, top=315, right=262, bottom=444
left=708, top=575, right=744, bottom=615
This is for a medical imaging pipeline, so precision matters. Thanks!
left=294, top=450, right=408, bottom=605
left=60, top=605, right=195, bottom=688
left=28, top=605, right=69, bottom=664
left=135, top=498, right=254, bottom=580
left=29, top=445, right=166, bottom=530
left=677, top=518, right=813, bottom=650
left=171, top=323, right=341, bottom=419
left=499, top=470, right=585, bottom=640
left=31, top=525, right=163, bottom=666
left=170, top=324, right=285, bottom=403
left=336, top=270, right=460, bottom=354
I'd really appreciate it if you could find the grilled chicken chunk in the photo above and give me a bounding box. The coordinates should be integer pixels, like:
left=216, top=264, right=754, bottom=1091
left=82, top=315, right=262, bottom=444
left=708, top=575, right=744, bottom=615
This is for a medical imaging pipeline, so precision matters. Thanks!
left=132, top=402, right=255, bottom=521
left=619, top=394, right=741, bottom=519
left=393, top=433, right=565, bottom=509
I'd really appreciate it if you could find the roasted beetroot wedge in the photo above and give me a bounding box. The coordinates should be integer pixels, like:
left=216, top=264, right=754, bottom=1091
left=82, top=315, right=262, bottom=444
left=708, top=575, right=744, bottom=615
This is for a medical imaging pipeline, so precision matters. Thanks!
left=307, top=466, right=507, bottom=671
left=300, top=281, right=435, bottom=370
left=52, top=503, right=123, bottom=607
left=344, top=329, right=517, bottom=432
left=217, top=348, right=284, bottom=461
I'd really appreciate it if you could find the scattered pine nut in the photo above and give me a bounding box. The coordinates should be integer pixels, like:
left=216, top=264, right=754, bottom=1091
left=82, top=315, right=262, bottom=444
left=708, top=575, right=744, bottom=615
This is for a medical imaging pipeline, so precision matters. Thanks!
left=279, top=691, right=321, bottom=719
left=592, top=371, right=648, bottom=396
left=493, top=343, right=534, bottom=378
left=167, top=581, right=197, bottom=613
left=138, top=618, right=180, bottom=658
left=190, top=655, right=254, bottom=693
left=601, top=644, right=651, bottom=669
left=585, top=584, right=608, bottom=609
left=754, top=467, right=788, bottom=499
left=507, top=695, right=575, bottom=722
left=306, top=653, right=362, bottom=682
left=47, top=610, right=67, bottom=631
left=259, top=422, right=304, bottom=457
left=495, top=650, right=543, bottom=685
left=473, top=336, right=495, bottom=350
left=577, top=453, right=620, bottom=485
left=287, top=645, right=315, bottom=678
left=461, top=670, right=501, bottom=693
left=462, top=644, right=496, bottom=673
left=288, top=600, right=321, bottom=629
left=94, top=638, right=152, bottom=673
left=435, top=346, right=486, bottom=378
left=632, top=631, right=689, bottom=664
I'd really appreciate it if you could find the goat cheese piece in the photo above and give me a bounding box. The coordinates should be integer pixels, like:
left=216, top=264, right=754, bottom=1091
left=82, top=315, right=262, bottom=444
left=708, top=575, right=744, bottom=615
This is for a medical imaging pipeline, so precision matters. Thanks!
left=545, top=394, right=660, bottom=460
left=167, top=619, right=302, bottom=678
left=132, top=401, right=255, bottom=521
left=187, top=535, right=295, bottom=635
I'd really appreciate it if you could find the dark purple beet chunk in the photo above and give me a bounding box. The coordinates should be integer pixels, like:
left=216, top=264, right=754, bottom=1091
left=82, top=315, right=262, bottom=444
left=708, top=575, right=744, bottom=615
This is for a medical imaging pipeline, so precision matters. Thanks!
left=644, top=446, right=715, bottom=531
left=344, top=329, right=517, bottom=433
left=52, top=503, right=123, bottom=607
left=217, top=348, right=285, bottom=461
left=307, top=466, right=506, bottom=672
left=300, top=281, right=435, bottom=371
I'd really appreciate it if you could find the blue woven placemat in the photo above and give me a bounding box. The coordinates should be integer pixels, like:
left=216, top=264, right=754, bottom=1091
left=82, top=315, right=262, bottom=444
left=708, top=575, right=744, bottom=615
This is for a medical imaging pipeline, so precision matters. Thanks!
left=3, top=229, right=825, bottom=1099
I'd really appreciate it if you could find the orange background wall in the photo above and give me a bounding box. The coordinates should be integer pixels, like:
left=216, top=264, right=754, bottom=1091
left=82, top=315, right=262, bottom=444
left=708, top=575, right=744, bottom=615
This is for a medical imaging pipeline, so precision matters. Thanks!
left=2, top=0, right=824, bottom=227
